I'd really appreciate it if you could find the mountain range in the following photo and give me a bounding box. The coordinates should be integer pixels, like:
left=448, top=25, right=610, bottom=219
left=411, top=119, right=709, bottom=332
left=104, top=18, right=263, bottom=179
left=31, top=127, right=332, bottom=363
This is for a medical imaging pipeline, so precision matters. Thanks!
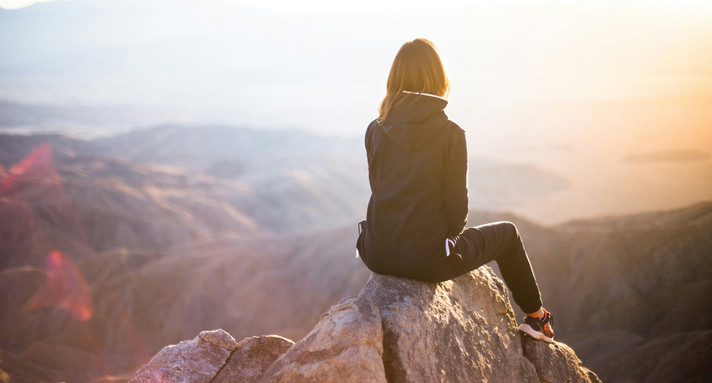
left=0, top=128, right=710, bottom=382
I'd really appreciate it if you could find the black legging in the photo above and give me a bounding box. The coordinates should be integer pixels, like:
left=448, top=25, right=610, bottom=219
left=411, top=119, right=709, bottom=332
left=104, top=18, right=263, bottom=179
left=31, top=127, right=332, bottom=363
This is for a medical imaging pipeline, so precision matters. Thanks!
left=431, top=221, right=543, bottom=314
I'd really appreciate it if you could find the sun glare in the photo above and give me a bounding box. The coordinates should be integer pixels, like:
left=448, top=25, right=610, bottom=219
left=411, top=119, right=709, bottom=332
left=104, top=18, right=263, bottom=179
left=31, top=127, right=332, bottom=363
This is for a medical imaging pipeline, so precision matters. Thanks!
left=645, top=0, right=712, bottom=8
left=0, top=0, right=50, bottom=9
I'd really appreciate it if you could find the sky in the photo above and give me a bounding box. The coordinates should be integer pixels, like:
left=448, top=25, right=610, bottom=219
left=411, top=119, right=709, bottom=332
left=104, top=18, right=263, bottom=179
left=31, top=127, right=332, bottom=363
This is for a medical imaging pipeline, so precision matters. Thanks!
left=1, top=0, right=711, bottom=143
left=2, top=0, right=712, bottom=11
left=1, top=0, right=711, bottom=221
left=3, top=1, right=711, bottom=99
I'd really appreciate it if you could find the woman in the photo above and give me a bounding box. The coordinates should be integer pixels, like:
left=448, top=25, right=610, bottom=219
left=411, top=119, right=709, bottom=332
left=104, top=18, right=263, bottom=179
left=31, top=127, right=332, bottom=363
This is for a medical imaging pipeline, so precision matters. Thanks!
left=356, top=38, right=555, bottom=342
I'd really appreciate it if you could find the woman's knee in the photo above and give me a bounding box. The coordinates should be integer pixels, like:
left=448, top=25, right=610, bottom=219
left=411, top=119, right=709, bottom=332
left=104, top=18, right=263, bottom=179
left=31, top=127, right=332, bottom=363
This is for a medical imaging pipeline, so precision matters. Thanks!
left=497, top=221, right=525, bottom=256
left=496, top=221, right=520, bottom=238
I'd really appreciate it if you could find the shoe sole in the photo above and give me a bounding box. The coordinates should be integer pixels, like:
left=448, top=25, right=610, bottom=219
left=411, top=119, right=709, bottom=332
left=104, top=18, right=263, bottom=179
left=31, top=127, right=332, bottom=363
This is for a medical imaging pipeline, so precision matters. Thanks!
left=518, top=324, right=555, bottom=343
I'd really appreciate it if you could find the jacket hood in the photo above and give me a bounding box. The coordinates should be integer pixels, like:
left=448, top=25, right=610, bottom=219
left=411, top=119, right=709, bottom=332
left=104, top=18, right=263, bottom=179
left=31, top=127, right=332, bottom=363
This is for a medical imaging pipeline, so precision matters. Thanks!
left=381, top=93, right=449, bottom=152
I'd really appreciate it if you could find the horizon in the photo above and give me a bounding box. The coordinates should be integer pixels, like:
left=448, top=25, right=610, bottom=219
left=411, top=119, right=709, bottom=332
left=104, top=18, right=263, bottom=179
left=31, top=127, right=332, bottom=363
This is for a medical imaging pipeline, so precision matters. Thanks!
left=2, top=1, right=711, bottom=148
left=1, top=0, right=711, bottom=134
left=2, top=0, right=712, bottom=223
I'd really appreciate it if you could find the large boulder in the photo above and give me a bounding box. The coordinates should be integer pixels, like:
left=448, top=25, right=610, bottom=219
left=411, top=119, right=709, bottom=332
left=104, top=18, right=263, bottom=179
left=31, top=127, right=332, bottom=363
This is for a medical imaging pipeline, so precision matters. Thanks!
left=522, top=337, right=602, bottom=383
left=131, top=267, right=601, bottom=382
left=129, top=330, right=293, bottom=383
left=129, top=329, right=238, bottom=383
left=260, top=296, right=386, bottom=382
left=213, top=335, right=294, bottom=383
left=359, top=267, right=539, bottom=382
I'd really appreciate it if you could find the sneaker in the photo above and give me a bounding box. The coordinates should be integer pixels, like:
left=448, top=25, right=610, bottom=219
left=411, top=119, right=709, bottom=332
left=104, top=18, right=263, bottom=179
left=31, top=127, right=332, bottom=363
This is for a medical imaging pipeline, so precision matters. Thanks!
left=518, top=309, right=555, bottom=343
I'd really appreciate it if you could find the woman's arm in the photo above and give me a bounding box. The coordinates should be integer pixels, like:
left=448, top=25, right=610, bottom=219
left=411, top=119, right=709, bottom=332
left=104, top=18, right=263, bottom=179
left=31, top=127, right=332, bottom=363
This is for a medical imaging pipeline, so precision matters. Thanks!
left=365, top=120, right=376, bottom=165
left=443, top=126, right=468, bottom=236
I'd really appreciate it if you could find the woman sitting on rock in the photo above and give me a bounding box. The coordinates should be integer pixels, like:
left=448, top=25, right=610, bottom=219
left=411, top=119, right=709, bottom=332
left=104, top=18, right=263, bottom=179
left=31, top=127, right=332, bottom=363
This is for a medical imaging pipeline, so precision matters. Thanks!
left=356, top=38, right=555, bottom=342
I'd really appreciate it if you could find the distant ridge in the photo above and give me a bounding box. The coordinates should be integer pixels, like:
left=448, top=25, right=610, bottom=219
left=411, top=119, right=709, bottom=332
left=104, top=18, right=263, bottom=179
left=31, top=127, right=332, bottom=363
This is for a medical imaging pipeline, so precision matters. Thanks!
left=1, top=129, right=710, bottom=382
left=624, top=149, right=710, bottom=163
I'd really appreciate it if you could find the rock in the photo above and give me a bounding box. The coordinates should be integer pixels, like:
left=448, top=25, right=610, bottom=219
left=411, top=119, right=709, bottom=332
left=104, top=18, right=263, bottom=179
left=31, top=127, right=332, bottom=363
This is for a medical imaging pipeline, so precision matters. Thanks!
left=130, top=267, right=601, bottom=383
left=260, top=266, right=599, bottom=382
left=129, top=330, right=237, bottom=383
left=522, top=336, right=602, bottom=383
left=213, top=335, right=294, bottom=383
left=360, top=267, right=539, bottom=383
left=128, top=330, right=295, bottom=383
left=260, top=296, right=386, bottom=383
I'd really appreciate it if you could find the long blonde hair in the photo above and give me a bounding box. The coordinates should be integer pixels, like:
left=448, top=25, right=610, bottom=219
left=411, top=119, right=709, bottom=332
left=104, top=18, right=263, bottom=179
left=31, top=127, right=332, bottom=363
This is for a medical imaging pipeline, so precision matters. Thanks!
left=378, top=38, right=450, bottom=123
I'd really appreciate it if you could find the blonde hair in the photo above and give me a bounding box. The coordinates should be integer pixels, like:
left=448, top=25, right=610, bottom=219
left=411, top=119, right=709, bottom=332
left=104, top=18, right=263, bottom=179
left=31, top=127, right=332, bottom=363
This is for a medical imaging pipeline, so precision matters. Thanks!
left=378, top=38, right=450, bottom=123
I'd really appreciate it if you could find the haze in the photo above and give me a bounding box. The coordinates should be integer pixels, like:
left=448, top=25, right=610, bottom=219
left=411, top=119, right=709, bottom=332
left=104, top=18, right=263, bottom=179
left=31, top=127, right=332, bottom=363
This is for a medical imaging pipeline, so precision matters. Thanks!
left=1, top=0, right=711, bottom=222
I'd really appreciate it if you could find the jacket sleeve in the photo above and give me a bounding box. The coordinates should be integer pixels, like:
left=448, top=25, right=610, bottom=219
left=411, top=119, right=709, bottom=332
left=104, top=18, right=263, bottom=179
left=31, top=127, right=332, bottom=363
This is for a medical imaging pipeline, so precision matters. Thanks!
left=365, top=120, right=375, bottom=165
left=443, top=126, right=468, bottom=236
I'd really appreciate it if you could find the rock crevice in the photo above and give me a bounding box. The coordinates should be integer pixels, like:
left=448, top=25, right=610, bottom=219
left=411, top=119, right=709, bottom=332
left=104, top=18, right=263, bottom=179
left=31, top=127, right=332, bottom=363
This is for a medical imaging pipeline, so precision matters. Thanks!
left=206, top=343, right=237, bottom=383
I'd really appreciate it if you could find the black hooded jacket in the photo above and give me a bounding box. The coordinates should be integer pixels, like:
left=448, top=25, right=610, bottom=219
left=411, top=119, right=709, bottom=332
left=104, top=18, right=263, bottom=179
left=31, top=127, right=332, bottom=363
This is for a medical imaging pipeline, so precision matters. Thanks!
left=358, top=93, right=469, bottom=280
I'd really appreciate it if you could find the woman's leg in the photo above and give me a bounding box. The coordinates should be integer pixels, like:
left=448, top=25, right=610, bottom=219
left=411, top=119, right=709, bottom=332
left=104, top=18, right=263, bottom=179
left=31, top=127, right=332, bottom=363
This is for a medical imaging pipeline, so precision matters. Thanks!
left=452, top=221, right=543, bottom=314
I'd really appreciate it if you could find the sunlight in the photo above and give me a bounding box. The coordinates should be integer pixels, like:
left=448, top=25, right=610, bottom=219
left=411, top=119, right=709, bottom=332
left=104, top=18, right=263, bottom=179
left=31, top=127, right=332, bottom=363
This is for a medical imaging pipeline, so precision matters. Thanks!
left=1, top=0, right=711, bottom=142
left=644, top=0, right=712, bottom=8
left=225, top=0, right=473, bottom=14
left=0, top=0, right=52, bottom=9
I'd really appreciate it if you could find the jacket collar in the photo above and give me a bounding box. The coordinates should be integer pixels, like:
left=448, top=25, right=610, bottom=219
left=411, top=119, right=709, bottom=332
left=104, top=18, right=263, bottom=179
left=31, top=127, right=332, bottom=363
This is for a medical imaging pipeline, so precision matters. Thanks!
left=381, top=92, right=449, bottom=152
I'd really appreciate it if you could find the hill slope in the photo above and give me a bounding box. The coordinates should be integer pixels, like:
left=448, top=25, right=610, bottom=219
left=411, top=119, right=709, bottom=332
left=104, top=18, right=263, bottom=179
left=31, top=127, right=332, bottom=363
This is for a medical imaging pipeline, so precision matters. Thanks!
left=1, top=130, right=710, bottom=382
left=506, top=203, right=712, bottom=383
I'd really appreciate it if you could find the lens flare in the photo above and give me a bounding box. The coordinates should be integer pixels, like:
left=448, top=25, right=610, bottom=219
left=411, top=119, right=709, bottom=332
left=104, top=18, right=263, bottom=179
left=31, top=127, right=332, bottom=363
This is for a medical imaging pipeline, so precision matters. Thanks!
left=24, top=250, right=94, bottom=321
left=0, top=143, right=57, bottom=191
left=0, top=142, right=89, bottom=264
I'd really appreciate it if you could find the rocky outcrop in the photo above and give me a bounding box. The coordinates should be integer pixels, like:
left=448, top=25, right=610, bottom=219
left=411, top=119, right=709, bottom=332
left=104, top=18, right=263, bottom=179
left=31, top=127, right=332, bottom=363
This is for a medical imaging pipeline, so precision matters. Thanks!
left=359, top=268, right=537, bottom=383
left=522, top=337, right=601, bottom=383
left=130, top=330, right=237, bottom=383
left=129, top=330, right=293, bottom=383
left=131, top=267, right=600, bottom=382
left=261, top=296, right=386, bottom=382
left=213, top=335, right=295, bottom=383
